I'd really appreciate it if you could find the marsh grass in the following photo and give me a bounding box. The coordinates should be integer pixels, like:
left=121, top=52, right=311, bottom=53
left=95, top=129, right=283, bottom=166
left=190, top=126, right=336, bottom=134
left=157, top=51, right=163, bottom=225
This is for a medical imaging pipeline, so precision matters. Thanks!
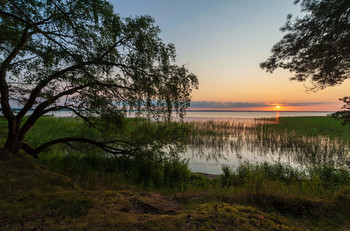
left=1, top=115, right=349, bottom=187
left=2, top=116, right=350, bottom=228
left=185, top=117, right=350, bottom=167
left=31, top=118, right=191, bottom=189
left=2, top=115, right=350, bottom=190
left=12, top=116, right=350, bottom=169
left=40, top=151, right=192, bottom=190
left=0, top=116, right=192, bottom=189
left=220, top=162, right=350, bottom=194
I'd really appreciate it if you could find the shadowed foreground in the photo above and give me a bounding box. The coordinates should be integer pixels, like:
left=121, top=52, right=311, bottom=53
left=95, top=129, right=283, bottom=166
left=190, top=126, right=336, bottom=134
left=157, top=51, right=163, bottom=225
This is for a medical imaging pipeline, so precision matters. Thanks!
left=0, top=155, right=303, bottom=231
left=2, top=117, right=350, bottom=230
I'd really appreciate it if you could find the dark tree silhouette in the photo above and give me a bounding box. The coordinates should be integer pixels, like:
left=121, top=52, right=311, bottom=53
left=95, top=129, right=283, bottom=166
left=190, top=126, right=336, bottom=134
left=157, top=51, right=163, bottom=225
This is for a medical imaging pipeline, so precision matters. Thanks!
left=261, top=0, right=350, bottom=118
left=0, top=0, right=198, bottom=157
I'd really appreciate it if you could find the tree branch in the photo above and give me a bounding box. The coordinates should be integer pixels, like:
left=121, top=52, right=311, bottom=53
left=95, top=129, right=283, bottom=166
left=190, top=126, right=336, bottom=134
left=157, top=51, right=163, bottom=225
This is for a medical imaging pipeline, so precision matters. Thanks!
left=0, top=8, right=64, bottom=27
left=0, top=10, right=29, bottom=25
left=16, top=63, right=85, bottom=119
left=42, top=105, right=103, bottom=132
left=21, top=137, right=133, bottom=158
left=0, top=26, right=31, bottom=121
left=18, top=84, right=90, bottom=138
left=48, top=0, right=89, bottom=52
left=99, top=37, right=126, bottom=60
left=15, top=58, right=132, bottom=120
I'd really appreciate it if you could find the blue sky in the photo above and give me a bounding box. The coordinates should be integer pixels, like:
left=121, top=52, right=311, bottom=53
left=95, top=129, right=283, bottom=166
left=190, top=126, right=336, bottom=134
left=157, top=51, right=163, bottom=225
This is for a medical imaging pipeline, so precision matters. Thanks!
left=110, top=0, right=349, bottom=111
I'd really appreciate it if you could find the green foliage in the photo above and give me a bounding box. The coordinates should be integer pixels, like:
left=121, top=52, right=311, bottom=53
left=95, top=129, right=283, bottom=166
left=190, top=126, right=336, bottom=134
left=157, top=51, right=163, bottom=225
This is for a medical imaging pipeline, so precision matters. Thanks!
left=261, top=0, right=350, bottom=123
left=261, top=0, right=350, bottom=90
left=220, top=162, right=350, bottom=195
left=2, top=115, right=350, bottom=229
left=1, top=0, right=198, bottom=117
left=41, top=151, right=192, bottom=190
left=120, top=120, right=190, bottom=157
left=0, top=116, right=193, bottom=189
left=0, top=0, right=198, bottom=155
left=308, top=165, right=350, bottom=190
left=24, top=117, right=96, bottom=146
left=3, top=155, right=349, bottom=230
left=0, top=156, right=301, bottom=230
left=15, top=116, right=350, bottom=193
left=221, top=163, right=302, bottom=189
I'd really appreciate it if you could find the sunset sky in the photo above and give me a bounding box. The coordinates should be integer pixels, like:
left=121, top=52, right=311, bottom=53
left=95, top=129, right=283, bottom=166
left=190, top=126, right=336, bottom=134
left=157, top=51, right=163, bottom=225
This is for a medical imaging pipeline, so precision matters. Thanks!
left=112, top=0, right=350, bottom=111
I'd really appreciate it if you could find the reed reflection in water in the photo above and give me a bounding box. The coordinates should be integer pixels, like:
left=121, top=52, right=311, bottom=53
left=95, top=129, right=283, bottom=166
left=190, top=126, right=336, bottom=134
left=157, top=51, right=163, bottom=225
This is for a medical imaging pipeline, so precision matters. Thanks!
left=185, top=119, right=350, bottom=174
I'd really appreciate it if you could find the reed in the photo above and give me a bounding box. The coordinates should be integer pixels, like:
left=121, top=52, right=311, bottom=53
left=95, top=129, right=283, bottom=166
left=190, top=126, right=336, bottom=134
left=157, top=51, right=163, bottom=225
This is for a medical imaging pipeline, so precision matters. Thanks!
left=184, top=117, right=350, bottom=168
left=1, top=116, right=350, bottom=229
left=1, top=115, right=350, bottom=188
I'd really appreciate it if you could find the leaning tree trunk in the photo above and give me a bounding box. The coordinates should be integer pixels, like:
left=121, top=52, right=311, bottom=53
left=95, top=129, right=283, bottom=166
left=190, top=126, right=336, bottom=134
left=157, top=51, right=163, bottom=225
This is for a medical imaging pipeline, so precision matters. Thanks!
left=3, top=119, right=23, bottom=155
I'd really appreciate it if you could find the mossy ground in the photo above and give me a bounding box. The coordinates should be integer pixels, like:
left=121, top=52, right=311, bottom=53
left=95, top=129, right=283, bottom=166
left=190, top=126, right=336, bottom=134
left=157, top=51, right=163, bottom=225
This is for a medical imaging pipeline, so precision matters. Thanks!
left=3, top=155, right=350, bottom=230
left=2, top=117, right=350, bottom=230
left=0, top=155, right=304, bottom=231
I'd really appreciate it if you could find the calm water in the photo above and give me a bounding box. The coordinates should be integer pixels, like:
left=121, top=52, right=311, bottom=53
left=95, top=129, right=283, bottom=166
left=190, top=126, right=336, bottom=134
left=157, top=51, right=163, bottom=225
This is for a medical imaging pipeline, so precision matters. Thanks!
left=47, top=110, right=332, bottom=119
left=183, top=111, right=332, bottom=121
left=183, top=111, right=335, bottom=174
left=48, top=110, right=338, bottom=174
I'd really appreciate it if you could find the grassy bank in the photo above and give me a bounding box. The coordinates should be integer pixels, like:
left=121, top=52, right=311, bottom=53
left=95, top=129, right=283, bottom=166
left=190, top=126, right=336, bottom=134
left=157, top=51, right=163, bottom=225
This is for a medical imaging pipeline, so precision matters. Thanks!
left=1, top=116, right=350, bottom=230
left=2, top=155, right=350, bottom=230
left=275, top=117, right=350, bottom=140
left=1, top=156, right=305, bottom=230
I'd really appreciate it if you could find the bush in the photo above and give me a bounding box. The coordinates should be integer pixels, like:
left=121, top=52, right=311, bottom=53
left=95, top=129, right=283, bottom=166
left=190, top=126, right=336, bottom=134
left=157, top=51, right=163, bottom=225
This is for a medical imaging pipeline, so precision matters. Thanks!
left=41, top=150, right=193, bottom=190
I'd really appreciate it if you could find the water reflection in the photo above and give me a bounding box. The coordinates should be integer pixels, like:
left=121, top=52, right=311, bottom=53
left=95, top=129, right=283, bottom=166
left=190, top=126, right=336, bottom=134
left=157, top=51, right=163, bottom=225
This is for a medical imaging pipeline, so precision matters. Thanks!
left=185, top=120, right=350, bottom=174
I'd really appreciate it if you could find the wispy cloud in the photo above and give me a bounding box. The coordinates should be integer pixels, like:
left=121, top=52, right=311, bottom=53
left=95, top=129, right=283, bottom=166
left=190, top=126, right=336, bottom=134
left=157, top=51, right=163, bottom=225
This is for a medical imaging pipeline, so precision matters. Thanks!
left=190, top=101, right=268, bottom=108
left=189, top=101, right=329, bottom=108
left=282, top=102, right=329, bottom=106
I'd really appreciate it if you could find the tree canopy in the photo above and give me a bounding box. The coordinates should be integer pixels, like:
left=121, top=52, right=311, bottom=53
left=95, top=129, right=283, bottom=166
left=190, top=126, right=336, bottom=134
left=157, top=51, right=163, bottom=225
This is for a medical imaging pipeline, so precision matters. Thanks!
left=260, top=0, right=350, bottom=92
left=0, top=0, right=198, bottom=156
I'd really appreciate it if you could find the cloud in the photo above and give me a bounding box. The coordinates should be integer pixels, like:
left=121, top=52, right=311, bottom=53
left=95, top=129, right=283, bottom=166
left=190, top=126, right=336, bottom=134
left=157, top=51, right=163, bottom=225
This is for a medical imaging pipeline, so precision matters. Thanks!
left=284, top=102, right=328, bottom=106
left=189, top=101, right=329, bottom=108
left=189, top=101, right=268, bottom=108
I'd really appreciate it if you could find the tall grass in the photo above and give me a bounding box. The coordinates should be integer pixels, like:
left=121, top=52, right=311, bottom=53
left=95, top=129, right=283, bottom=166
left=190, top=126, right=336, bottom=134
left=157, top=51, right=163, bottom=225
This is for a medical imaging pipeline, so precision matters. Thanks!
left=184, top=117, right=350, bottom=167
left=25, top=116, right=100, bottom=147
left=0, top=116, right=194, bottom=189
left=1, top=115, right=350, bottom=191
left=40, top=151, right=192, bottom=190
left=2, top=116, right=350, bottom=228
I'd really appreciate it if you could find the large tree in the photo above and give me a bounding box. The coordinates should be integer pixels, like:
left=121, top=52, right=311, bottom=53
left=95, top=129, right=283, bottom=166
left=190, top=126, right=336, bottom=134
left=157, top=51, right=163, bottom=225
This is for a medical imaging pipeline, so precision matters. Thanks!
left=0, top=0, right=198, bottom=157
left=260, top=0, right=350, bottom=110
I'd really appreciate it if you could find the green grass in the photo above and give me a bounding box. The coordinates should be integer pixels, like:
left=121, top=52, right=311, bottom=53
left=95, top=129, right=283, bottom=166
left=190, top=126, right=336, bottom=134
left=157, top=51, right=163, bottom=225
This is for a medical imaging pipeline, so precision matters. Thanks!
left=24, top=116, right=103, bottom=150
left=0, top=156, right=92, bottom=230
left=270, top=116, right=350, bottom=141
left=3, top=155, right=350, bottom=230
left=184, top=117, right=350, bottom=167
left=2, top=116, right=350, bottom=229
left=40, top=151, right=192, bottom=190
left=0, top=156, right=304, bottom=230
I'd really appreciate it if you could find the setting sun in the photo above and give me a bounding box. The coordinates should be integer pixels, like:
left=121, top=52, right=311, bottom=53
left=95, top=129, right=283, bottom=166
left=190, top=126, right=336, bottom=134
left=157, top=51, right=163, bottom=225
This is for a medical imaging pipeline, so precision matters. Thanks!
left=276, top=106, right=280, bottom=109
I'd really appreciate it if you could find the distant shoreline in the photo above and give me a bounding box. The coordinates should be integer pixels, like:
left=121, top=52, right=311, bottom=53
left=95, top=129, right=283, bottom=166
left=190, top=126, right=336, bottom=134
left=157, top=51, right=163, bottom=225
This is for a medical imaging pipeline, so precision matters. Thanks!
left=7, top=108, right=336, bottom=113
left=185, top=110, right=335, bottom=112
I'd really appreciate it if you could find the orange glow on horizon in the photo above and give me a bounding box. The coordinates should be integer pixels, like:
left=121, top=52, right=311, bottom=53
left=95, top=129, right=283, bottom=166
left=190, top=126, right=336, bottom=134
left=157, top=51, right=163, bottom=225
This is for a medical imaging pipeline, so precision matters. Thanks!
left=187, top=100, right=342, bottom=111
left=187, top=105, right=338, bottom=111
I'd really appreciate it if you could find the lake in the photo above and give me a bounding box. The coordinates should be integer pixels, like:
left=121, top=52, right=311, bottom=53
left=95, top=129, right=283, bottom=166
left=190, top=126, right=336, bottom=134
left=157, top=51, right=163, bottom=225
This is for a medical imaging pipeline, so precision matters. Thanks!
left=183, top=111, right=331, bottom=121
left=182, top=111, right=337, bottom=174
left=46, top=110, right=332, bottom=119
left=49, top=110, right=338, bottom=174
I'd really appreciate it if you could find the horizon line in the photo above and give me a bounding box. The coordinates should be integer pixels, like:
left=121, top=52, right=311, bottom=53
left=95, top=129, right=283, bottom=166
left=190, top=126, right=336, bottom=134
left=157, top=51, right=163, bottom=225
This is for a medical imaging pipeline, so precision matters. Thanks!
left=6, top=108, right=337, bottom=113
left=185, top=110, right=336, bottom=112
